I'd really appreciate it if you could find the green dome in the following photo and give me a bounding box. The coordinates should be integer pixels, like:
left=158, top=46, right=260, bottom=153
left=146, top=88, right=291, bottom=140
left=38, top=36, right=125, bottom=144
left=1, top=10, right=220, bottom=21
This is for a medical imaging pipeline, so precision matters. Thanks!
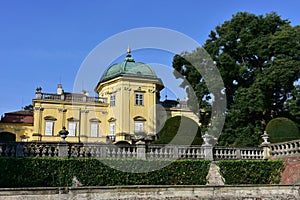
left=100, top=51, right=157, bottom=82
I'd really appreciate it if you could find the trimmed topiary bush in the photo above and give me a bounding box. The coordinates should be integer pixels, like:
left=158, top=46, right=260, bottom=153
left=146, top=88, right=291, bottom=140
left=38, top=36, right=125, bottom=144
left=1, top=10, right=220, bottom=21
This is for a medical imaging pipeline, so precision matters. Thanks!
left=266, top=117, right=300, bottom=143
left=152, top=116, right=203, bottom=145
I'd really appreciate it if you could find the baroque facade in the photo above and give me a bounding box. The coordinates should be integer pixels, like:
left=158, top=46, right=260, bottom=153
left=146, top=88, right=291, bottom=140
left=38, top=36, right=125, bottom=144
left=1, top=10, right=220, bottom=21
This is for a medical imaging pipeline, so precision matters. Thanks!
left=0, top=49, right=198, bottom=143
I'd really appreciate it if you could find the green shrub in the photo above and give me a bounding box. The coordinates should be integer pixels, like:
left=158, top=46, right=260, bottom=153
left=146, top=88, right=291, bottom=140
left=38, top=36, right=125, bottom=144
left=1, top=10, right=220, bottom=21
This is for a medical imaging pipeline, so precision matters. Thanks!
left=266, top=117, right=300, bottom=143
left=217, top=160, right=284, bottom=184
left=0, top=158, right=285, bottom=187
left=152, top=116, right=203, bottom=145
left=0, top=158, right=210, bottom=187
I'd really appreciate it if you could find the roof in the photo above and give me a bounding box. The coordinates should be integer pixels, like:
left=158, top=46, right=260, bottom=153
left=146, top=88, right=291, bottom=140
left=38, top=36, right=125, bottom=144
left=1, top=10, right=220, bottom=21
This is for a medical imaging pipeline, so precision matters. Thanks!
left=0, top=110, right=33, bottom=124
left=99, top=49, right=157, bottom=83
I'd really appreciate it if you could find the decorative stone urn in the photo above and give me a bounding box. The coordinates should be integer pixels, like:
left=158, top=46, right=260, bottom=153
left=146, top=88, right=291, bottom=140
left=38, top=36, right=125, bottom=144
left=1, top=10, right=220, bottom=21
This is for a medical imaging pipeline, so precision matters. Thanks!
left=202, top=133, right=213, bottom=146
left=261, top=131, right=270, bottom=145
left=59, top=127, right=69, bottom=142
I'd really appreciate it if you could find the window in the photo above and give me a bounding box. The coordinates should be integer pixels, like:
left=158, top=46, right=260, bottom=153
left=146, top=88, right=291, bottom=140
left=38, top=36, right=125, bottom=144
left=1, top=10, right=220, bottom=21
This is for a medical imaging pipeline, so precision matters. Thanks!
left=68, top=122, right=77, bottom=137
left=109, top=123, right=116, bottom=141
left=110, top=94, right=116, bottom=107
left=135, top=93, right=144, bottom=106
left=90, top=123, right=98, bottom=138
left=110, top=123, right=115, bottom=136
left=134, top=121, right=144, bottom=133
left=45, top=121, right=54, bottom=136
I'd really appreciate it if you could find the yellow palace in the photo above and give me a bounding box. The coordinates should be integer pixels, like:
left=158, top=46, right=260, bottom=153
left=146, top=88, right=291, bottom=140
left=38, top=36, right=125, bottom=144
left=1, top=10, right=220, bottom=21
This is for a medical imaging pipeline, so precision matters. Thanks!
left=0, top=49, right=199, bottom=144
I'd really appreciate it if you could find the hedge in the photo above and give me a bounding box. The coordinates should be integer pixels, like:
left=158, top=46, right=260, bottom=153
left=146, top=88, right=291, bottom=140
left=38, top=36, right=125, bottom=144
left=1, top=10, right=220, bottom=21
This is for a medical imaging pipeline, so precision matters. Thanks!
left=217, top=160, right=285, bottom=184
left=0, top=158, right=210, bottom=187
left=0, top=158, right=284, bottom=187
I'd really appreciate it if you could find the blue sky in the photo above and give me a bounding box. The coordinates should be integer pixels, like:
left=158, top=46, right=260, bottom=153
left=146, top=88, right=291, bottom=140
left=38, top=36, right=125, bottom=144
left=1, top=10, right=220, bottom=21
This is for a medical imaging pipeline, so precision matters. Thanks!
left=0, top=0, right=300, bottom=115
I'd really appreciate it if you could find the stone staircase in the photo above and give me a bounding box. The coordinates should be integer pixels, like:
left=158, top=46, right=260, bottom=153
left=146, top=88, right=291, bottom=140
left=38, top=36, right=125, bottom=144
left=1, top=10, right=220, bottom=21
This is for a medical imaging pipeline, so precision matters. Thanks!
left=206, top=161, right=225, bottom=185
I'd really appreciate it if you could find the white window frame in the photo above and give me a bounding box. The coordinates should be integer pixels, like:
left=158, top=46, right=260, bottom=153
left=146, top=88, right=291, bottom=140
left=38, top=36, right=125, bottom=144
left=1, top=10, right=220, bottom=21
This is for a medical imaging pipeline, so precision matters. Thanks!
left=110, top=123, right=115, bottom=136
left=134, top=121, right=144, bottom=133
left=45, top=121, right=54, bottom=136
left=68, top=121, right=77, bottom=137
left=90, top=122, right=98, bottom=138
left=135, top=93, right=144, bottom=106
left=110, top=94, right=116, bottom=107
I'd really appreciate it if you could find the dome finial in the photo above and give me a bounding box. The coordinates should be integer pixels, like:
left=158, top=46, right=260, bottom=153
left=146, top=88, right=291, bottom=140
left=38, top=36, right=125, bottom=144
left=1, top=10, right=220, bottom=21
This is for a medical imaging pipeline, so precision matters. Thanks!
left=127, top=46, right=131, bottom=55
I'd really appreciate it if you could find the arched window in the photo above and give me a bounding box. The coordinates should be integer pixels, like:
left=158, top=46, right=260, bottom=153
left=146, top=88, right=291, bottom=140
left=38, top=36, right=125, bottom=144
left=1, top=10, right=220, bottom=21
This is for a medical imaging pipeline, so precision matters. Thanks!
left=133, top=116, right=146, bottom=133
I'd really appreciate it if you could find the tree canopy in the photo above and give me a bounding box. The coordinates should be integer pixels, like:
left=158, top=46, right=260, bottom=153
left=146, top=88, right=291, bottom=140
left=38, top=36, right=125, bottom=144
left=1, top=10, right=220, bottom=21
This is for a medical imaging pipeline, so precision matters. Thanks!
left=173, top=12, right=300, bottom=146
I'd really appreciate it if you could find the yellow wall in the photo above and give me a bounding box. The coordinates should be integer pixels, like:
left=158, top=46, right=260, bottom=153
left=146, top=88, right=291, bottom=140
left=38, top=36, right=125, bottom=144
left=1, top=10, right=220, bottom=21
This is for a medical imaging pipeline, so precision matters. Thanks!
left=33, top=99, right=109, bottom=143
left=0, top=122, right=33, bottom=142
left=96, top=76, right=163, bottom=141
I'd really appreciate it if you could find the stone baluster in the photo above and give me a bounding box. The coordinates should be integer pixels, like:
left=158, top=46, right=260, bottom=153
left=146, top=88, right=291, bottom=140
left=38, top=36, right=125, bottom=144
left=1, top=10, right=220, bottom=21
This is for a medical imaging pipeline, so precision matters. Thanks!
left=79, top=147, right=84, bottom=157
left=121, top=148, right=126, bottom=158
left=214, top=149, right=219, bottom=159
left=48, top=146, right=53, bottom=157
left=163, top=148, right=167, bottom=158
left=111, top=147, right=116, bottom=158
left=116, top=148, right=121, bottom=158
left=42, top=146, right=47, bottom=157
left=165, top=148, right=169, bottom=158
left=54, top=145, right=58, bottom=157
left=30, top=145, right=35, bottom=157
left=155, top=147, right=159, bottom=158
left=23, top=145, right=28, bottom=157
left=85, top=147, right=90, bottom=158
left=132, top=146, right=137, bottom=157
left=219, top=149, right=223, bottom=159
left=149, top=148, right=154, bottom=159
left=125, top=148, right=130, bottom=158
left=89, top=146, right=95, bottom=157
left=35, top=145, right=41, bottom=157
left=95, top=147, right=100, bottom=158
left=5, top=145, right=9, bottom=157
left=161, top=148, right=165, bottom=158
left=10, top=145, right=15, bottom=157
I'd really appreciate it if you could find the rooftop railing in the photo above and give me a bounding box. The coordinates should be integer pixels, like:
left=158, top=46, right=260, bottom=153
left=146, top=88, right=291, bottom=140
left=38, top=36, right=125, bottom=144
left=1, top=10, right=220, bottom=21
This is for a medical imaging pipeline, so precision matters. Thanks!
left=37, top=93, right=107, bottom=104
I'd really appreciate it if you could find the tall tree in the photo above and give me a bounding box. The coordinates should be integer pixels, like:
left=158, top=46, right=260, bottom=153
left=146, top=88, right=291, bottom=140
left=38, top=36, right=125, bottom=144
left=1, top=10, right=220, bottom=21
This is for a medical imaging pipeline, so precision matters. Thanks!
left=173, top=12, right=300, bottom=146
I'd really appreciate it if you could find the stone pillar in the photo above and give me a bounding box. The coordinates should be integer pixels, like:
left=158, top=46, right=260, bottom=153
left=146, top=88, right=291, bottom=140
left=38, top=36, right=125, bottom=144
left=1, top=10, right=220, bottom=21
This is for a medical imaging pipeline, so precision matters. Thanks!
left=202, top=133, right=214, bottom=160
left=136, top=141, right=146, bottom=159
left=58, top=143, right=69, bottom=158
left=16, top=143, right=23, bottom=158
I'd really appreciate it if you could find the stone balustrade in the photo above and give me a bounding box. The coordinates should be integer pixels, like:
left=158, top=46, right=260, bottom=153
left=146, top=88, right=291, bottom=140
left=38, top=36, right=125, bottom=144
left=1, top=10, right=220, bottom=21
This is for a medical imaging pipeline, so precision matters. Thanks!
left=270, top=139, right=300, bottom=157
left=0, top=142, right=59, bottom=158
left=1, top=139, right=299, bottom=160
left=0, top=142, right=267, bottom=161
left=69, top=144, right=138, bottom=159
left=147, top=145, right=205, bottom=159
left=214, top=147, right=263, bottom=160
